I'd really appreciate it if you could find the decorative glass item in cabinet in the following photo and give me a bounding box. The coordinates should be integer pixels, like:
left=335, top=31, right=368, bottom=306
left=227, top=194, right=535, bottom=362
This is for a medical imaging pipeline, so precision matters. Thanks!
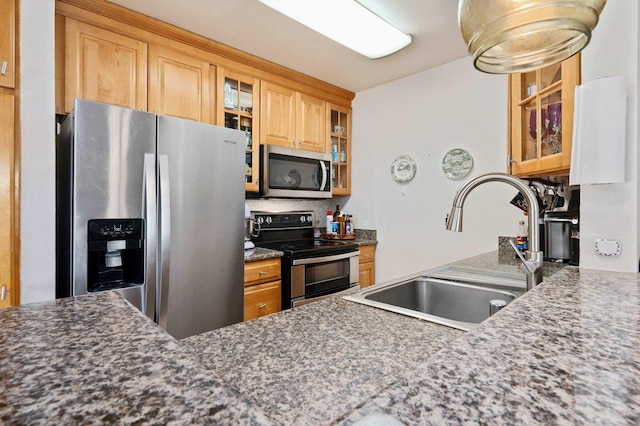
left=541, top=90, right=562, bottom=157
left=521, top=102, right=538, bottom=161
left=521, top=70, right=537, bottom=99
left=224, top=79, right=238, bottom=110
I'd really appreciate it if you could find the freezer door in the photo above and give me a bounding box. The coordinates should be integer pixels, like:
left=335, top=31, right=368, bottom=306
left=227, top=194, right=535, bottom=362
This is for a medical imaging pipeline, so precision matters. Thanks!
left=157, top=116, right=245, bottom=339
left=62, top=99, right=157, bottom=319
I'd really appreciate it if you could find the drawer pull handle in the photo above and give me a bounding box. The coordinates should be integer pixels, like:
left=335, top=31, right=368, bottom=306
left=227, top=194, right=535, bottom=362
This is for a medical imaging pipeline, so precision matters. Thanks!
left=0, top=61, right=6, bottom=75
left=258, top=303, right=267, bottom=309
left=1, top=285, right=6, bottom=301
left=258, top=271, right=267, bottom=275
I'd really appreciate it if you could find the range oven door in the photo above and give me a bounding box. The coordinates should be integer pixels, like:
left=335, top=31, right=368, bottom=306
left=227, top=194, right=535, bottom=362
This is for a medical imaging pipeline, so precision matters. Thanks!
left=261, top=144, right=332, bottom=199
left=289, top=251, right=359, bottom=308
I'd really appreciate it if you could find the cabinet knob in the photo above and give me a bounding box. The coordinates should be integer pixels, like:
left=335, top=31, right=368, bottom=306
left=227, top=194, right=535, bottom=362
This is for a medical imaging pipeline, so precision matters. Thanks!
left=1, top=285, right=6, bottom=301
left=258, top=303, right=267, bottom=309
left=0, top=61, right=6, bottom=76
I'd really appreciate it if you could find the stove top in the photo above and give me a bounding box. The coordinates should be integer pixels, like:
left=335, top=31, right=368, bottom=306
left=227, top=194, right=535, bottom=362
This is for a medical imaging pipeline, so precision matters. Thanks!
left=251, top=211, right=359, bottom=259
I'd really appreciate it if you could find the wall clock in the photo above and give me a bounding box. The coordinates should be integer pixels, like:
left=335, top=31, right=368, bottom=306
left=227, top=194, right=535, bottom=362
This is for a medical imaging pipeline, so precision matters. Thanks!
left=391, top=154, right=417, bottom=183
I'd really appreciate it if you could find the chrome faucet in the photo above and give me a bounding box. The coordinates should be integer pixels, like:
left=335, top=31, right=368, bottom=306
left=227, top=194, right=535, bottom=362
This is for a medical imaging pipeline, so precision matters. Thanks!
left=446, top=172, right=543, bottom=291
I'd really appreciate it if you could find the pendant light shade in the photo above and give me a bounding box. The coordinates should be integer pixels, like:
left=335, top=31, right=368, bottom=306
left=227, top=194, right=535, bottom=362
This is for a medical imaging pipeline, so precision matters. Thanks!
left=458, top=0, right=607, bottom=74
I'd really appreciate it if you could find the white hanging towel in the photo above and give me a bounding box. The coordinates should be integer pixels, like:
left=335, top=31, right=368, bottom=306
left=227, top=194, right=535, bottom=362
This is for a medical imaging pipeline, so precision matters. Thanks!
left=569, top=76, right=627, bottom=185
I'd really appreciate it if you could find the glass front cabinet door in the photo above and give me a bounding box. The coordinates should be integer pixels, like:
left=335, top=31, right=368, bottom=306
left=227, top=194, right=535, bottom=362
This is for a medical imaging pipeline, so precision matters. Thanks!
left=217, top=68, right=260, bottom=192
left=328, top=104, right=351, bottom=196
left=508, top=54, right=580, bottom=177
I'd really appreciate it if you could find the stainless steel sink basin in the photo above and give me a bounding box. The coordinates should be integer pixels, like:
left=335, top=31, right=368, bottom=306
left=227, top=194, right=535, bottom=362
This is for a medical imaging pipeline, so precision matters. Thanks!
left=343, top=276, right=518, bottom=331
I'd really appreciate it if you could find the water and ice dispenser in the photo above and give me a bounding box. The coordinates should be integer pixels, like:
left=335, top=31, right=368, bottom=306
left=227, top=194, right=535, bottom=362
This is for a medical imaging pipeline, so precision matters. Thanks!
left=87, top=219, right=145, bottom=292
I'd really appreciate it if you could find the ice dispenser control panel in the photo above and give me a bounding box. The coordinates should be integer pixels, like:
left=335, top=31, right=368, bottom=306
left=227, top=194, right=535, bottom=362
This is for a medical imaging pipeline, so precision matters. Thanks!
left=87, top=219, right=145, bottom=292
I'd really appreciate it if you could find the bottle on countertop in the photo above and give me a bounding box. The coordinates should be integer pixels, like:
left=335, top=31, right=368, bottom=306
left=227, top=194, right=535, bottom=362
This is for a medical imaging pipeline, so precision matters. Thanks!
left=333, top=205, right=341, bottom=221
left=345, top=215, right=352, bottom=235
left=517, top=220, right=528, bottom=251
left=326, top=210, right=333, bottom=233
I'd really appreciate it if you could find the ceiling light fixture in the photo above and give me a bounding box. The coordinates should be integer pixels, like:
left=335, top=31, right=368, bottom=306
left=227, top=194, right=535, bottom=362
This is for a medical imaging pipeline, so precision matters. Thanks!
left=258, top=0, right=412, bottom=59
left=458, top=0, right=607, bottom=73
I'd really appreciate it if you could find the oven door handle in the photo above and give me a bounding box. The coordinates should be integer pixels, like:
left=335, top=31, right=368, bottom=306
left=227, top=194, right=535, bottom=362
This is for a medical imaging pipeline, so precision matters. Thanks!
left=292, top=251, right=359, bottom=266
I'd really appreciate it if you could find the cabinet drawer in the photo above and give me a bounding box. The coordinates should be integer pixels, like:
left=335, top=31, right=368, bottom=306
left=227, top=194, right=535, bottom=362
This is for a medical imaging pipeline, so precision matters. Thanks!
left=244, top=258, right=281, bottom=286
left=358, top=245, right=375, bottom=263
left=244, top=280, right=281, bottom=321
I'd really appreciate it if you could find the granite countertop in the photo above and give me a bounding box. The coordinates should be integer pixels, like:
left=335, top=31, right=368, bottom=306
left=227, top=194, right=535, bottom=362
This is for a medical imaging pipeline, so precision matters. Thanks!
left=185, top=251, right=639, bottom=425
left=2, top=251, right=638, bottom=425
left=0, top=291, right=275, bottom=425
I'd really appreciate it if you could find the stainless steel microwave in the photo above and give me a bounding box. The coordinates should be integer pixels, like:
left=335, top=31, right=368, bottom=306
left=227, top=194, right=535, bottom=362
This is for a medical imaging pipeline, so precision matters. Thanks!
left=260, top=145, right=332, bottom=199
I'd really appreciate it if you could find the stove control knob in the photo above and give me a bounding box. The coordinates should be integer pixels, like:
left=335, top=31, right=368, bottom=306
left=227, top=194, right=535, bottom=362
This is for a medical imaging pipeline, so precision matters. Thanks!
left=300, top=216, right=306, bottom=223
left=265, top=216, right=272, bottom=225
left=306, top=215, right=313, bottom=224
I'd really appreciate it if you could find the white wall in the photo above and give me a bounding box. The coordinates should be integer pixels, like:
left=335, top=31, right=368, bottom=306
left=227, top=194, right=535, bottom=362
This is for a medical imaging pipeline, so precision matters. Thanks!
left=347, top=57, right=523, bottom=283
left=579, top=0, right=639, bottom=272
left=19, top=0, right=56, bottom=303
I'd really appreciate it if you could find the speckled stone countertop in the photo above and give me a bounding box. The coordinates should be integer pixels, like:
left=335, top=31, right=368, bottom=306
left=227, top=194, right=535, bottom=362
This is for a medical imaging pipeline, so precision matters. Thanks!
left=0, top=291, right=275, bottom=425
left=184, top=296, right=462, bottom=425
left=185, top=251, right=639, bottom=425
left=244, top=246, right=284, bottom=263
left=339, top=266, right=640, bottom=425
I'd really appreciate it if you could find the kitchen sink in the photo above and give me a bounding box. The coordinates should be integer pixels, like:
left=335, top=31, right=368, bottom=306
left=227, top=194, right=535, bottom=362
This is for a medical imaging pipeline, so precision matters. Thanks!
left=343, top=274, right=519, bottom=331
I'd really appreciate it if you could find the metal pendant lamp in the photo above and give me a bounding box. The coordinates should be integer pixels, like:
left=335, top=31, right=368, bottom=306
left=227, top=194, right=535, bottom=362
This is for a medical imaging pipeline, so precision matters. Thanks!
left=458, top=0, right=607, bottom=73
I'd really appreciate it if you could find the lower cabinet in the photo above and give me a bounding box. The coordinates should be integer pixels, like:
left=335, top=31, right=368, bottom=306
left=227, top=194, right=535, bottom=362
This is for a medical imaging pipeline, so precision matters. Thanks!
left=358, top=245, right=376, bottom=288
left=244, top=258, right=282, bottom=321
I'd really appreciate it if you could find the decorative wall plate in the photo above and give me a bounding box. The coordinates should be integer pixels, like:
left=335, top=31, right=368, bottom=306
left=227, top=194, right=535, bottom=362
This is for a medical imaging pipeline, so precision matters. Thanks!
left=391, top=154, right=417, bottom=183
left=442, top=148, right=473, bottom=179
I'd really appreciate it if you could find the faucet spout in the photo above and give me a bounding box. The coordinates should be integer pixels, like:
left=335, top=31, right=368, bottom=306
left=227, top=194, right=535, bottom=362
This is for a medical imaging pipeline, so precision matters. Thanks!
left=445, top=172, right=543, bottom=291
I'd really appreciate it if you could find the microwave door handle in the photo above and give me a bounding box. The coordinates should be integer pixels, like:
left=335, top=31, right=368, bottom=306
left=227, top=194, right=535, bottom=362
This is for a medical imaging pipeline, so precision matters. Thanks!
left=319, top=160, right=328, bottom=190
left=158, top=154, right=171, bottom=330
left=143, top=153, right=157, bottom=322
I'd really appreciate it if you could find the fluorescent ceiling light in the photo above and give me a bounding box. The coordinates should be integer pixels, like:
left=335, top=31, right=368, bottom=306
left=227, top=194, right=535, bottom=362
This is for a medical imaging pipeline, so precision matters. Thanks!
left=259, top=0, right=412, bottom=59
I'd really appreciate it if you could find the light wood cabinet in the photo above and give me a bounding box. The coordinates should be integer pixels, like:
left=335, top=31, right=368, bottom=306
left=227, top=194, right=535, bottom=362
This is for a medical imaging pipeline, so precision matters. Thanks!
left=0, top=93, right=15, bottom=308
left=358, top=245, right=376, bottom=288
left=508, top=54, right=581, bottom=177
left=64, top=18, right=148, bottom=113
left=217, top=68, right=260, bottom=192
left=0, top=0, right=15, bottom=89
left=328, top=104, right=352, bottom=195
left=260, top=81, right=326, bottom=153
left=244, top=258, right=282, bottom=321
left=148, top=44, right=212, bottom=122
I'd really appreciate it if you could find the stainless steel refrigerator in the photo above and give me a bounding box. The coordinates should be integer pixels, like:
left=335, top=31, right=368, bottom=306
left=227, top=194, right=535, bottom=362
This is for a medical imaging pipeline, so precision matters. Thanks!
left=56, top=99, right=245, bottom=339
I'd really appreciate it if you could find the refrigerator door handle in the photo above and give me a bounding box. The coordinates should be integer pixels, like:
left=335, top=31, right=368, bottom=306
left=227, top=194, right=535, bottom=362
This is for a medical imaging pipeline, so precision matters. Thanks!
left=158, top=154, right=171, bottom=329
left=143, top=153, right=157, bottom=321
left=320, top=160, right=328, bottom=191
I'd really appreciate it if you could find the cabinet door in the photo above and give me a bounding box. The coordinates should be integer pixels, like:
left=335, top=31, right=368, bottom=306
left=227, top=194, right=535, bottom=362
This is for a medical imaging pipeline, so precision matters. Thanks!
left=328, top=104, right=352, bottom=195
left=244, top=280, right=282, bottom=321
left=65, top=18, right=147, bottom=113
left=218, top=68, right=260, bottom=192
left=509, top=55, right=580, bottom=176
left=0, top=0, right=15, bottom=89
left=296, top=93, right=326, bottom=153
left=148, top=45, right=211, bottom=122
left=0, top=93, right=14, bottom=308
left=260, top=81, right=296, bottom=148
left=358, top=245, right=375, bottom=288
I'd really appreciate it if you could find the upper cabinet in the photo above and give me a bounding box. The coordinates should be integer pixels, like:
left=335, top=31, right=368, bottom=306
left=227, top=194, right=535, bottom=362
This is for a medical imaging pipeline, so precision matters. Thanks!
left=260, top=82, right=326, bottom=153
left=508, top=54, right=581, bottom=177
left=217, top=68, right=260, bottom=192
left=0, top=0, right=15, bottom=89
left=148, top=44, right=211, bottom=122
left=329, top=104, right=352, bottom=196
left=64, top=18, right=147, bottom=113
